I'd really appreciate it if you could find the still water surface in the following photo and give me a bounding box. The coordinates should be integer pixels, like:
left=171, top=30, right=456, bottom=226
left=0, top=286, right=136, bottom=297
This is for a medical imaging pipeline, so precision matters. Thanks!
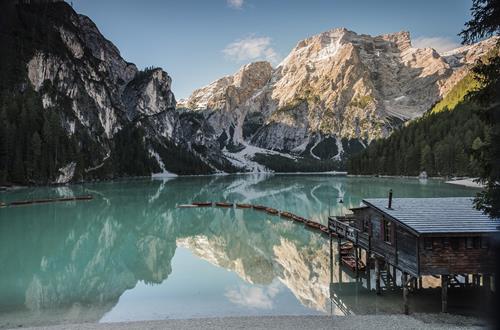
left=0, top=175, right=482, bottom=327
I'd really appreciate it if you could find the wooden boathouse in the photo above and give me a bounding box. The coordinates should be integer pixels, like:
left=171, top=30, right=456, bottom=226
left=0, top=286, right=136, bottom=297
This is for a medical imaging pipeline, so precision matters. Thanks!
left=328, top=192, right=500, bottom=314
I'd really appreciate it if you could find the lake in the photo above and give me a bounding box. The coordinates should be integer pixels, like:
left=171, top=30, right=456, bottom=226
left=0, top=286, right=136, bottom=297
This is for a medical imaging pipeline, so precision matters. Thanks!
left=0, top=175, right=485, bottom=328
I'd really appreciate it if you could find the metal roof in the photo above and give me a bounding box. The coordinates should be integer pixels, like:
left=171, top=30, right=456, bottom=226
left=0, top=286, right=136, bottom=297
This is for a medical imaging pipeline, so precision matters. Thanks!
left=361, top=197, right=500, bottom=235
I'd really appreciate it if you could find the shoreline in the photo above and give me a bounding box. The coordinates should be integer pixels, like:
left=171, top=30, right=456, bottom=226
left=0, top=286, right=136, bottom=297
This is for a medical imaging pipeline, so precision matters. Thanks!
left=444, top=178, right=484, bottom=188
left=0, top=173, right=485, bottom=191
left=11, top=314, right=489, bottom=330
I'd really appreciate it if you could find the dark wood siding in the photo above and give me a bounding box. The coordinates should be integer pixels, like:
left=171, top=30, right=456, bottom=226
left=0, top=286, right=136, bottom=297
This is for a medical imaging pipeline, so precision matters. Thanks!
left=367, top=210, right=398, bottom=266
left=396, top=226, right=418, bottom=275
left=351, top=207, right=495, bottom=277
left=419, top=236, right=496, bottom=275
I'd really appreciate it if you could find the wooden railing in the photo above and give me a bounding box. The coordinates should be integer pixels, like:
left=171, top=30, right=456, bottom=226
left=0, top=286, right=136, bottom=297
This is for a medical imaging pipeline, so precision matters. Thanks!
left=328, top=216, right=370, bottom=250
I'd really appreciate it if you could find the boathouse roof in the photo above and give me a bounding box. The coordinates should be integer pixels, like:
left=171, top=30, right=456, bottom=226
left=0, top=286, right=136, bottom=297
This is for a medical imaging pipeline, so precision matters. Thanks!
left=361, top=197, right=500, bottom=235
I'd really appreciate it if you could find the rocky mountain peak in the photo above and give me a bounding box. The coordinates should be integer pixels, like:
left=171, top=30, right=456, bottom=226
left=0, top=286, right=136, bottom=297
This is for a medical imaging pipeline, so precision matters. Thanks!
left=178, top=61, right=272, bottom=112
left=379, top=31, right=412, bottom=51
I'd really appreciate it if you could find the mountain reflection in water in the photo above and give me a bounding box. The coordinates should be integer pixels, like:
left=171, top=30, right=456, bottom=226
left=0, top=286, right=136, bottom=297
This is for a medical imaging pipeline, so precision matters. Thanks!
left=0, top=175, right=478, bottom=327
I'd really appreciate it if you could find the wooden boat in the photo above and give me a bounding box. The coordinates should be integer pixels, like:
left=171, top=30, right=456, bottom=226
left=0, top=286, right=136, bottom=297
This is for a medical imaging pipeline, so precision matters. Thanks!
left=215, top=202, right=233, bottom=207
left=340, top=242, right=354, bottom=256
left=236, top=203, right=252, bottom=208
left=318, top=224, right=329, bottom=234
left=253, top=205, right=267, bottom=211
left=192, top=201, right=212, bottom=207
left=265, top=207, right=279, bottom=215
left=292, top=215, right=306, bottom=223
left=56, top=195, right=93, bottom=202
left=305, top=220, right=321, bottom=230
left=280, top=211, right=295, bottom=220
left=341, top=255, right=366, bottom=272
left=75, top=195, right=93, bottom=200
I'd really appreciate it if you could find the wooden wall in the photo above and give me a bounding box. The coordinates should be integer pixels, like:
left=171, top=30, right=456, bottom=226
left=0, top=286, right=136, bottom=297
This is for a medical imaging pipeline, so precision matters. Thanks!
left=353, top=208, right=419, bottom=275
left=396, top=227, right=418, bottom=275
left=419, top=236, right=496, bottom=275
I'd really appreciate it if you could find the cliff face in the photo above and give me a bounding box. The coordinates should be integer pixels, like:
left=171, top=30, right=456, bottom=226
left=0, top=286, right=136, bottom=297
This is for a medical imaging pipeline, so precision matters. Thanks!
left=180, top=28, right=498, bottom=170
left=0, top=1, right=236, bottom=183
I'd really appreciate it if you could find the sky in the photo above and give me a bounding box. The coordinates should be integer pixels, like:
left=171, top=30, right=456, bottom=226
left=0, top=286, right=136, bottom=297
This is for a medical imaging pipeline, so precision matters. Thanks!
left=71, top=0, right=472, bottom=99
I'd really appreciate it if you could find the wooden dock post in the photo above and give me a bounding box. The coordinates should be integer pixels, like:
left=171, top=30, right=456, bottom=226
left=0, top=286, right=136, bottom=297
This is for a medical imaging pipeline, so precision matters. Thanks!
left=441, top=275, right=448, bottom=313
left=402, top=272, right=409, bottom=315
left=418, top=276, right=423, bottom=290
left=375, top=258, right=381, bottom=295
left=484, top=274, right=491, bottom=294
left=355, top=245, right=359, bottom=278
left=337, top=236, right=341, bottom=263
left=329, top=233, right=333, bottom=284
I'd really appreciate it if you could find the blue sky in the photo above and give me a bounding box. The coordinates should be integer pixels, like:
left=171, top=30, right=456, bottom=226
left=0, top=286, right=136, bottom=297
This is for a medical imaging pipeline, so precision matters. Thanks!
left=71, top=0, right=472, bottom=99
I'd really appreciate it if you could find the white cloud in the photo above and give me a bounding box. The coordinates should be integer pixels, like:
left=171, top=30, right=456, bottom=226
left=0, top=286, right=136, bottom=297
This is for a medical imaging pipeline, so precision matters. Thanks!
left=225, top=281, right=282, bottom=309
left=227, top=0, right=244, bottom=9
left=413, top=36, right=461, bottom=53
left=222, top=36, right=280, bottom=64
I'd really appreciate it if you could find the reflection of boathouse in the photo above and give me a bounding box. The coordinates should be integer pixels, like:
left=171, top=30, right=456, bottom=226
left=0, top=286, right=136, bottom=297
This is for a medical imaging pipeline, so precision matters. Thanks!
left=329, top=194, right=499, bottom=314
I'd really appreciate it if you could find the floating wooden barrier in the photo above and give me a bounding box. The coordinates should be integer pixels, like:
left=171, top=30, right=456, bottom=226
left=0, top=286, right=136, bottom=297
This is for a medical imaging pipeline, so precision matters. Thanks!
left=178, top=201, right=335, bottom=238
left=253, top=205, right=267, bottom=211
left=280, top=211, right=295, bottom=220
left=265, top=207, right=279, bottom=215
left=318, top=224, right=330, bottom=234
left=7, top=195, right=93, bottom=207
left=236, top=203, right=252, bottom=208
left=305, top=220, right=321, bottom=230
left=192, top=202, right=212, bottom=207
left=341, top=255, right=366, bottom=272
left=215, top=202, right=233, bottom=207
left=292, top=215, right=306, bottom=223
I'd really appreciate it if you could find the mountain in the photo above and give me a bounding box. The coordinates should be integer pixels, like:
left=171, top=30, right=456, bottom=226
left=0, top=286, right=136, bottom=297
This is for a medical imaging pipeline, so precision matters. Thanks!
left=179, top=28, right=498, bottom=171
left=0, top=1, right=498, bottom=184
left=0, top=0, right=234, bottom=185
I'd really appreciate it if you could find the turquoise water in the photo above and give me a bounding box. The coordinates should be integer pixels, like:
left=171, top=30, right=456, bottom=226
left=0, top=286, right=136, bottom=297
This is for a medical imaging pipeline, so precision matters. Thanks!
left=0, top=175, right=481, bottom=328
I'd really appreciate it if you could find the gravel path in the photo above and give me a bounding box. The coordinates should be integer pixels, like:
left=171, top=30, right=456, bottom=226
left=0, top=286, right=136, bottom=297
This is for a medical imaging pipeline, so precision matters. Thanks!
left=13, top=314, right=489, bottom=330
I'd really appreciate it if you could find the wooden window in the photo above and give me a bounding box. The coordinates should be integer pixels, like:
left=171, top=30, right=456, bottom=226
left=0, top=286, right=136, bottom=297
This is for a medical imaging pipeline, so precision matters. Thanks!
left=481, top=237, right=489, bottom=249
left=363, top=216, right=370, bottom=232
left=383, top=219, right=392, bottom=244
left=424, top=238, right=433, bottom=250
left=473, top=237, right=480, bottom=249
left=451, top=238, right=460, bottom=250
left=466, top=237, right=474, bottom=249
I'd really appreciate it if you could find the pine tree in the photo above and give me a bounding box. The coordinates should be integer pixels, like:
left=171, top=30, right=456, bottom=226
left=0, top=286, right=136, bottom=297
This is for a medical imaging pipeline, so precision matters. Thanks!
left=460, top=0, right=500, bottom=217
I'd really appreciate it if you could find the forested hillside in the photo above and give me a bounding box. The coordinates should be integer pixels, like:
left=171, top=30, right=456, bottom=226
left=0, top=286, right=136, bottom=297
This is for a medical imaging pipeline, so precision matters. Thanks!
left=347, top=74, right=489, bottom=177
